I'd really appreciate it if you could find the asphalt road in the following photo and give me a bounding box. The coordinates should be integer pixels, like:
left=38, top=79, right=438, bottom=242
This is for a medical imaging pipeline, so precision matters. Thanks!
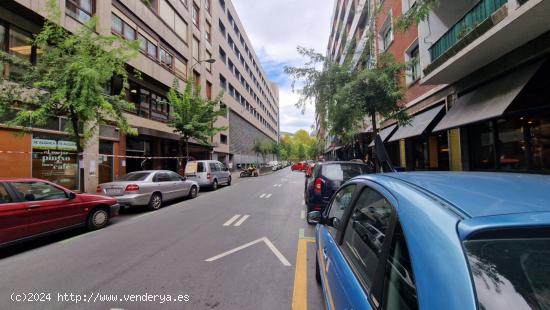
left=0, top=167, right=324, bottom=310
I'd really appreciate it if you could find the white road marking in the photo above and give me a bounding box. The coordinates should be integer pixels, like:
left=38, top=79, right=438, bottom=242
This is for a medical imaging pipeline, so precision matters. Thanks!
left=266, top=194, right=272, bottom=198
left=300, top=210, right=305, bottom=219
left=205, top=237, right=291, bottom=266
left=223, top=214, right=241, bottom=226
left=234, top=215, right=250, bottom=226
left=259, top=193, right=266, bottom=198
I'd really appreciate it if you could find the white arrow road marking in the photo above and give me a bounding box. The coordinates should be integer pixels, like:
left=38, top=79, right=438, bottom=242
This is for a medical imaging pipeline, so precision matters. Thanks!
left=259, top=193, right=266, bottom=198
left=266, top=194, right=272, bottom=198
left=234, top=215, right=249, bottom=226
left=223, top=214, right=241, bottom=226
left=205, top=237, right=291, bottom=266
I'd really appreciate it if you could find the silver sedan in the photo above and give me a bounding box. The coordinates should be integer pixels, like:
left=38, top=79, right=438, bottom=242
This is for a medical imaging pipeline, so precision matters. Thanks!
left=97, top=170, right=199, bottom=211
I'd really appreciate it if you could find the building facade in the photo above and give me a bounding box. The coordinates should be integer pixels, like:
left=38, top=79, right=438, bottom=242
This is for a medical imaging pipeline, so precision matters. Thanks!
left=321, top=0, right=550, bottom=174
left=0, top=0, right=279, bottom=192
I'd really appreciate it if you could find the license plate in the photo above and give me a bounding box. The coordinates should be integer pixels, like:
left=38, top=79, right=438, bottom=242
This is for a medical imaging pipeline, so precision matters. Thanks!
left=106, top=188, right=123, bottom=196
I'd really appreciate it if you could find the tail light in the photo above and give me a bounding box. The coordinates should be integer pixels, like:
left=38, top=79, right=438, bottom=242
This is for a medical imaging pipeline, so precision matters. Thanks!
left=96, top=186, right=102, bottom=193
left=314, top=178, right=323, bottom=194
left=125, top=184, right=140, bottom=192
left=207, top=172, right=212, bottom=179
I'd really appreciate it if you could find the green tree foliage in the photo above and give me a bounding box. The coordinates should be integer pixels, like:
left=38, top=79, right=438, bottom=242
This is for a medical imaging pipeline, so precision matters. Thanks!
left=395, top=0, right=440, bottom=31
left=167, top=78, right=226, bottom=159
left=307, top=139, right=324, bottom=159
left=285, top=47, right=409, bottom=141
left=0, top=0, right=139, bottom=152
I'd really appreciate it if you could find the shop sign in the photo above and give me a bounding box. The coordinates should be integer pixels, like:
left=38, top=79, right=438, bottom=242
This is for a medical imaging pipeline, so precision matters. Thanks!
left=32, top=138, right=77, bottom=151
left=38, top=150, right=76, bottom=175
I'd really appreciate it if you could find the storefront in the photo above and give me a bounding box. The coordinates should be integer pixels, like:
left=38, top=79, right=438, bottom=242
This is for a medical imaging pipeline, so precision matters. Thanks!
left=31, top=133, right=79, bottom=190
left=434, top=58, right=550, bottom=173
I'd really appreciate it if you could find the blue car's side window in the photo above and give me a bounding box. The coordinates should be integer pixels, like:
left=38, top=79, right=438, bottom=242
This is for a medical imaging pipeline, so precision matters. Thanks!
left=341, top=187, right=393, bottom=290
left=381, top=222, right=418, bottom=310
left=326, top=184, right=356, bottom=238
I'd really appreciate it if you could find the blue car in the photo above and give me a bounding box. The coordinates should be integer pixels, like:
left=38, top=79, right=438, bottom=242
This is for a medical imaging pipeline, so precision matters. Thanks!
left=304, top=162, right=371, bottom=220
left=309, top=172, right=550, bottom=310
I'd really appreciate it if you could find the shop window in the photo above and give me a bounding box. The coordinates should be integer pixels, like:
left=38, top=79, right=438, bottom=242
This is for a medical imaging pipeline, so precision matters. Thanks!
left=411, top=136, right=428, bottom=170
left=529, top=113, right=550, bottom=172
left=31, top=133, right=79, bottom=190
left=497, top=118, right=527, bottom=170
left=66, top=0, right=94, bottom=23
left=469, top=121, right=496, bottom=170
left=98, top=141, right=114, bottom=184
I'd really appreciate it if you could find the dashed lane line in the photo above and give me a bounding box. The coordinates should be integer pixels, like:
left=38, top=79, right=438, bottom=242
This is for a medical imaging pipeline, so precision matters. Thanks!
left=233, top=215, right=250, bottom=226
left=223, top=214, right=241, bottom=226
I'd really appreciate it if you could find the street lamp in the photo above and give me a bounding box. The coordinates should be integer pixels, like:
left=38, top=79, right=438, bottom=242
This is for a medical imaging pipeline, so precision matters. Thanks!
left=189, top=58, right=216, bottom=72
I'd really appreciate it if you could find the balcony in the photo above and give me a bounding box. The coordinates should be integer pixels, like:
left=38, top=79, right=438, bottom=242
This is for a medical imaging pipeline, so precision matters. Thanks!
left=428, top=0, right=507, bottom=69
left=420, top=0, right=550, bottom=84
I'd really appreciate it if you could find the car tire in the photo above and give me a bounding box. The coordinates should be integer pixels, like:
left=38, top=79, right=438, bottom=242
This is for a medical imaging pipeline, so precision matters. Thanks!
left=212, top=179, right=218, bottom=190
left=316, top=252, right=322, bottom=284
left=87, top=208, right=109, bottom=230
left=227, top=176, right=232, bottom=186
left=189, top=186, right=198, bottom=199
left=148, top=193, right=163, bottom=211
left=306, top=205, right=315, bottom=225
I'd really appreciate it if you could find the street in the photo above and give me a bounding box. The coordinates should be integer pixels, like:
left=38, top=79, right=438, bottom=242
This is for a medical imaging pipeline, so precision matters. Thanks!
left=0, top=168, right=324, bottom=310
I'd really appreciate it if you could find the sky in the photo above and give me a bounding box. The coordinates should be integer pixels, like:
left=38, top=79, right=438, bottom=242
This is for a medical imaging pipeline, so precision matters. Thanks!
left=232, top=0, right=334, bottom=135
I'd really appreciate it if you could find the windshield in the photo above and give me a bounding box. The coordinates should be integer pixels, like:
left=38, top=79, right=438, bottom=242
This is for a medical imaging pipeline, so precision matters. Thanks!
left=464, top=238, right=550, bottom=310
left=119, top=172, right=150, bottom=181
left=322, top=164, right=370, bottom=181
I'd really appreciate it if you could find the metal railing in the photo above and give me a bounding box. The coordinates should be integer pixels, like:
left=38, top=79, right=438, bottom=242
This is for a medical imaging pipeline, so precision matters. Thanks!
left=429, top=0, right=507, bottom=62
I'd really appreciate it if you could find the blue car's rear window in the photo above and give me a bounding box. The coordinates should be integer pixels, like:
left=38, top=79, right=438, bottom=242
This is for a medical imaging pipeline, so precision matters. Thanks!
left=464, top=238, right=550, bottom=309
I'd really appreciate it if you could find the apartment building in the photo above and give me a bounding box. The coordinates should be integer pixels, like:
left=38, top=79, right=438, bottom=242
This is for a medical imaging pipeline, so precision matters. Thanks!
left=322, top=0, right=550, bottom=174
left=0, top=0, right=279, bottom=192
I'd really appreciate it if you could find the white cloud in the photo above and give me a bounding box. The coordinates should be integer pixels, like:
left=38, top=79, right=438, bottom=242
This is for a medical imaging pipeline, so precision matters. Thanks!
left=232, top=0, right=334, bottom=134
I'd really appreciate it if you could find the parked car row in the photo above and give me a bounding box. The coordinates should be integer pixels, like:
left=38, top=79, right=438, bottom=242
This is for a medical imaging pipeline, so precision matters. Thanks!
left=307, top=171, right=550, bottom=310
left=1, top=160, right=231, bottom=248
left=268, top=160, right=291, bottom=171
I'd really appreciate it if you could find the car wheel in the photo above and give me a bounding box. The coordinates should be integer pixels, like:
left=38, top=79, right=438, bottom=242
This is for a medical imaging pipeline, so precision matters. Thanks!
left=87, top=208, right=109, bottom=230
left=148, top=193, right=163, bottom=211
left=212, top=179, right=218, bottom=190
left=316, top=252, right=322, bottom=284
left=227, top=176, right=232, bottom=186
left=306, top=205, right=316, bottom=225
left=189, top=186, right=198, bottom=199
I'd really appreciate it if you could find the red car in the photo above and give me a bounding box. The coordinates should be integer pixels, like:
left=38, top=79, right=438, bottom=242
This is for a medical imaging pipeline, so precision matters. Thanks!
left=0, top=178, right=120, bottom=247
left=291, top=161, right=307, bottom=171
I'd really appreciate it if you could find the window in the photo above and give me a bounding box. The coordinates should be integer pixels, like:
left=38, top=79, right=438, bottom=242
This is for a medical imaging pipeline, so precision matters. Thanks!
left=66, top=0, right=94, bottom=23
left=327, top=184, right=356, bottom=237
left=205, top=0, right=211, bottom=14
left=0, top=184, right=12, bottom=204
left=138, top=33, right=157, bottom=58
left=98, top=141, right=114, bottom=184
left=219, top=0, right=225, bottom=10
left=206, top=81, right=213, bottom=99
left=402, top=0, right=417, bottom=12
left=168, top=171, right=183, bottom=181
left=139, top=88, right=151, bottom=118
left=111, top=13, right=136, bottom=41
left=11, top=182, right=67, bottom=202
left=31, top=134, right=79, bottom=190
left=159, top=47, right=173, bottom=68
left=219, top=20, right=226, bottom=37
left=192, top=3, right=200, bottom=27
left=8, top=26, right=32, bottom=79
left=209, top=162, right=217, bottom=172
left=175, top=57, right=188, bottom=79
left=175, top=15, right=188, bottom=42
left=154, top=172, right=171, bottom=182
left=406, top=42, right=420, bottom=84
left=219, top=75, right=227, bottom=90
left=205, top=21, right=212, bottom=42
left=219, top=47, right=227, bottom=64
left=380, top=222, right=418, bottom=310
left=180, top=0, right=188, bottom=8
left=341, top=187, right=393, bottom=289
left=193, top=70, right=201, bottom=86
left=220, top=134, right=227, bottom=144
left=379, top=13, right=393, bottom=51
left=192, top=36, right=200, bottom=60
left=205, top=50, right=212, bottom=71
left=151, top=93, right=169, bottom=122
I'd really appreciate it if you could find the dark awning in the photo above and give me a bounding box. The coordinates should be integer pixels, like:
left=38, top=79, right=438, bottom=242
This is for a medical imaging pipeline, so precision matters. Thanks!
left=433, top=61, right=542, bottom=132
left=388, top=105, right=445, bottom=142
left=368, top=124, right=397, bottom=147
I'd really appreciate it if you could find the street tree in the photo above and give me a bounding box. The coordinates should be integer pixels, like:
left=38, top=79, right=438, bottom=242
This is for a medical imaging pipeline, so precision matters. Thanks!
left=395, top=0, right=440, bottom=31
left=0, top=0, right=139, bottom=153
left=297, top=143, right=306, bottom=161
left=167, top=78, right=226, bottom=165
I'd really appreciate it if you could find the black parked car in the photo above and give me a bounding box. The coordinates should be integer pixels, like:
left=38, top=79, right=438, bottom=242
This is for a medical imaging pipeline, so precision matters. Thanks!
left=304, top=161, right=371, bottom=222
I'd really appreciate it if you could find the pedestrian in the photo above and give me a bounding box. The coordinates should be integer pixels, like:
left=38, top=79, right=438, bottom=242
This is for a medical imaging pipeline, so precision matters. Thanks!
left=228, top=161, right=233, bottom=171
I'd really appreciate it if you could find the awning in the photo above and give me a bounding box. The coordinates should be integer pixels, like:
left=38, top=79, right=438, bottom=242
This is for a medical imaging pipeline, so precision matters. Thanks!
left=368, top=124, right=397, bottom=147
left=433, top=61, right=542, bottom=132
left=388, top=105, right=445, bottom=142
